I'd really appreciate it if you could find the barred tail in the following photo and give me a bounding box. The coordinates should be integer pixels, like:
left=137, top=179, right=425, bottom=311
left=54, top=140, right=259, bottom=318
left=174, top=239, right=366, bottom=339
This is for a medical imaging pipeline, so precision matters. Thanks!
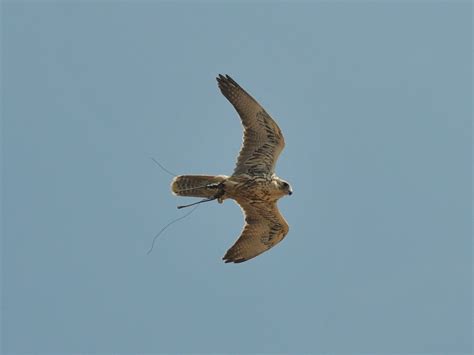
left=171, top=175, right=227, bottom=198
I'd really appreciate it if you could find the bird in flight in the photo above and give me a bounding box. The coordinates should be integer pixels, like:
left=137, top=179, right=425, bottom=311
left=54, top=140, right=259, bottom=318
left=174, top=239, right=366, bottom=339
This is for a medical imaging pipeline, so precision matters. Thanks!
left=171, top=74, right=292, bottom=263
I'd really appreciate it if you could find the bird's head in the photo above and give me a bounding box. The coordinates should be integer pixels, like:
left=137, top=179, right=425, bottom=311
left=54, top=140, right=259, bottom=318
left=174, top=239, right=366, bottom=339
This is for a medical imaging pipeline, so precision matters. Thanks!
left=274, top=177, right=293, bottom=197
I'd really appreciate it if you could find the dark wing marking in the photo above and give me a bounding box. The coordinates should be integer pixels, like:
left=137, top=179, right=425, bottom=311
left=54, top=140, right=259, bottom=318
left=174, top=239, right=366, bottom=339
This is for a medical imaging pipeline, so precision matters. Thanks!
left=222, top=199, right=289, bottom=263
left=216, top=74, right=285, bottom=176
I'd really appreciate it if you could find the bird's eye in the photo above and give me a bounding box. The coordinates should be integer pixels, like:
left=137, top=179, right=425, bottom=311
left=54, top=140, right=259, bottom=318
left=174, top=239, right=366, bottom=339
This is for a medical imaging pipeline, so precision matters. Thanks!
left=282, top=182, right=289, bottom=188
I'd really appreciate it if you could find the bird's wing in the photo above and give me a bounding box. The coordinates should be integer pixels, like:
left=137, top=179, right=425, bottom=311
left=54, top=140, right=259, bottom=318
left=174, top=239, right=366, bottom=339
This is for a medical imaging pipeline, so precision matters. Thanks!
left=216, top=74, right=285, bottom=177
left=223, top=199, right=289, bottom=263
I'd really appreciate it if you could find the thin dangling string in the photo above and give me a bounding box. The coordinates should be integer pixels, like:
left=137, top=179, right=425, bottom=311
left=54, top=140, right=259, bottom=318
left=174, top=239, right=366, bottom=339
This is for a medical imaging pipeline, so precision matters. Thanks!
left=147, top=204, right=199, bottom=255
left=148, top=157, right=199, bottom=255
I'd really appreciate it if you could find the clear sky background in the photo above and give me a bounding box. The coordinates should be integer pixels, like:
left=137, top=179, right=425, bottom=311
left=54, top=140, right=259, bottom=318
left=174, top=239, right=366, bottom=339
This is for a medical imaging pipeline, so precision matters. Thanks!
left=1, top=1, right=471, bottom=354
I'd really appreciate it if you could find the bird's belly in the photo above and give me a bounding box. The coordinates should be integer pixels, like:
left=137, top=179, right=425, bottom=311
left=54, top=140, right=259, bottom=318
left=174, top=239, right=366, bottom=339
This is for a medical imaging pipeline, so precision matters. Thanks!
left=223, top=178, right=272, bottom=202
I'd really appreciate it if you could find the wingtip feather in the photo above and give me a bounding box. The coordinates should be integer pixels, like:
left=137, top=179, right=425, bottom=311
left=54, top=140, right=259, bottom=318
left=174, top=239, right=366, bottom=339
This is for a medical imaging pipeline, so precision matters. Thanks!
left=216, top=74, right=238, bottom=88
left=223, top=257, right=246, bottom=264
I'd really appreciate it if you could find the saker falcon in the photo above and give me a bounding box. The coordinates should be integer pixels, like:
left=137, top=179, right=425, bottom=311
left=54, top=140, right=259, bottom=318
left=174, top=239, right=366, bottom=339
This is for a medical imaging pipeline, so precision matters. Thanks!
left=171, top=74, right=292, bottom=263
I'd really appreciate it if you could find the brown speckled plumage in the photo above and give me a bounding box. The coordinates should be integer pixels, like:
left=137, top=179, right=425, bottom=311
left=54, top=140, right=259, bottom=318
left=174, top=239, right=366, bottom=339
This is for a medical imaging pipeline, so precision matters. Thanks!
left=171, top=75, right=292, bottom=263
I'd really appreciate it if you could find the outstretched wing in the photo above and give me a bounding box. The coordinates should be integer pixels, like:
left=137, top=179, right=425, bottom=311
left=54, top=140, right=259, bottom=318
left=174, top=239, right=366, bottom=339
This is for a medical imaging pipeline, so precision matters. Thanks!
left=216, top=74, right=285, bottom=177
left=223, top=199, right=289, bottom=263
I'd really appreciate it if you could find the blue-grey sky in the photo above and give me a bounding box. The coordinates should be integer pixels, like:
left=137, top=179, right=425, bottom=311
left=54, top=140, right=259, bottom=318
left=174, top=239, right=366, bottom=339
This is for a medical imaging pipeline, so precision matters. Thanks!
left=2, top=1, right=472, bottom=354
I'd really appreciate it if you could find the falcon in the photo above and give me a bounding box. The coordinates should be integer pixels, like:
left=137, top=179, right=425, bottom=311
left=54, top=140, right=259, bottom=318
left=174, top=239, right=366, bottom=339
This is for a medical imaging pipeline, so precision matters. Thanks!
left=171, top=74, right=292, bottom=263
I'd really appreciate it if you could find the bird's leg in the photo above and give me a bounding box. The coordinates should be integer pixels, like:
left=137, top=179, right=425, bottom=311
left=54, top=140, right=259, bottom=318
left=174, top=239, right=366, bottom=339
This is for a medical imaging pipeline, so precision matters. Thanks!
left=215, top=187, right=225, bottom=204
left=207, top=182, right=226, bottom=203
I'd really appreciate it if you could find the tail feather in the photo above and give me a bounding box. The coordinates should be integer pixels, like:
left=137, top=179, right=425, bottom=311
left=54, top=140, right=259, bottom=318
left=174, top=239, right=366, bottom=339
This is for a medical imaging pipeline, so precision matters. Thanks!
left=171, top=175, right=228, bottom=198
